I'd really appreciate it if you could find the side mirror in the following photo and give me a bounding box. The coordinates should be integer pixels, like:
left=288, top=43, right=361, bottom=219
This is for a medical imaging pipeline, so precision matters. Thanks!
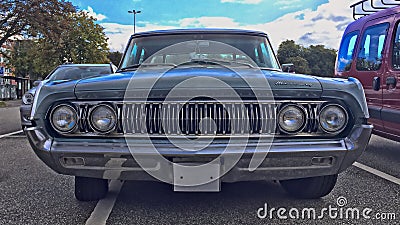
left=33, top=80, right=41, bottom=87
left=281, top=63, right=295, bottom=73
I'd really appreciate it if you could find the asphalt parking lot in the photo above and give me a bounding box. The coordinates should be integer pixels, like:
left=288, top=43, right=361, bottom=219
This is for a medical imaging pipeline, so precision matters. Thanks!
left=0, top=106, right=399, bottom=225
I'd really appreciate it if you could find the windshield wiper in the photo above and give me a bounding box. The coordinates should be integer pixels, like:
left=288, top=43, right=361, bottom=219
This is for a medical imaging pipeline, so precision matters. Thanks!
left=119, top=63, right=177, bottom=71
left=118, top=64, right=142, bottom=71
left=260, top=67, right=281, bottom=72
left=176, top=59, right=255, bottom=68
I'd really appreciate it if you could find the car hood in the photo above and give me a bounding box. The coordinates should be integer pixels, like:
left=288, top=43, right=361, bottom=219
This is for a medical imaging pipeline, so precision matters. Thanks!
left=74, top=67, right=322, bottom=100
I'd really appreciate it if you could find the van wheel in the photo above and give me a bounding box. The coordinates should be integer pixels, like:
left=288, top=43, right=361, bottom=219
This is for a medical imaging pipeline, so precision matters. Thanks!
left=74, top=176, right=108, bottom=201
left=280, top=175, right=338, bottom=199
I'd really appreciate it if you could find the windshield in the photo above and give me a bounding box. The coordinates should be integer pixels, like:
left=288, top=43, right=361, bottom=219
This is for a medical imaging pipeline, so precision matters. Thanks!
left=46, top=66, right=112, bottom=81
left=120, top=34, right=280, bottom=70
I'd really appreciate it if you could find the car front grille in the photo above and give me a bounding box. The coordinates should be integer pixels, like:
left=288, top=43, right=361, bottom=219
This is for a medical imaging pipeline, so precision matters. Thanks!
left=69, top=101, right=324, bottom=137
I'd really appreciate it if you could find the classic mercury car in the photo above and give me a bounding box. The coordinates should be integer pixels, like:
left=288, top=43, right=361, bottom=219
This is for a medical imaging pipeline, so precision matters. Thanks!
left=25, top=29, right=372, bottom=201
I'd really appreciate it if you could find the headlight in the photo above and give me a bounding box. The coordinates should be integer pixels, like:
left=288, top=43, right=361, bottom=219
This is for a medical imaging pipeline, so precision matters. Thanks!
left=278, top=104, right=306, bottom=133
left=22, top=93, right=34, bottom=105
left=319, top=104, right=348, bottom=133
left=50, top=104, right=78, bottom=133
left=89, top=104, right=117, bottom=133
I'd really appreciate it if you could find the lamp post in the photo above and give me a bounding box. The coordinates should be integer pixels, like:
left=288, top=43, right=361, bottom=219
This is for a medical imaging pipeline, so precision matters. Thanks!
left=128, top=10, right=142, bottom=34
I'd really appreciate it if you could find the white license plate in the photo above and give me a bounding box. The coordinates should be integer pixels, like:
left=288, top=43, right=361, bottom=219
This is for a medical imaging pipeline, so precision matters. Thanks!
left=173, top=161, right=221, bottom=192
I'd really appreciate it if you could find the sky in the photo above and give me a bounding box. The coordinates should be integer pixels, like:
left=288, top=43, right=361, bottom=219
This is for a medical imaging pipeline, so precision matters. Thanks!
left=69, top=0, right=358, bottom=52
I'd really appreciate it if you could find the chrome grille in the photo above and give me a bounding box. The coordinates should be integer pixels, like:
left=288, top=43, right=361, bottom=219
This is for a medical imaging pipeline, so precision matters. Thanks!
left=116, top=101, right=320, bottom=136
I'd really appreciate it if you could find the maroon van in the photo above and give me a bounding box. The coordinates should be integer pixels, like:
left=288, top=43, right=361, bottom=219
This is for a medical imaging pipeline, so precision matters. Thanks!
left=335, top=5, right=400, bottom=141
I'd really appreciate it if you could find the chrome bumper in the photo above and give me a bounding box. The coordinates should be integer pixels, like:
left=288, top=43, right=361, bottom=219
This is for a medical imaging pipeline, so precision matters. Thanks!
left=19, top=104, right=32, bottom=127
left=26, top=124, right=373, bottom=182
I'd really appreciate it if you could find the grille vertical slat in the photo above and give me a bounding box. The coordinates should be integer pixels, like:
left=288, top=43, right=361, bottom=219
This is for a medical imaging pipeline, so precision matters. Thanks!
left=116, top=101, right=321, bottom=136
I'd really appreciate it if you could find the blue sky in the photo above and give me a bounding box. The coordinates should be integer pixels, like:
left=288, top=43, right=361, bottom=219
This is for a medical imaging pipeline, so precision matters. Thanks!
left=69, top=0, right=356, bottom=51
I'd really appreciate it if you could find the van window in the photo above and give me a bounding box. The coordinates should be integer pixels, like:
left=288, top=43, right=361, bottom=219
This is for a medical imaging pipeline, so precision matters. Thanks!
left=392, top=21, right=400, bottom=69
left=356, top=23, right=389, bottom=71
left=337, top=31, right=358, bottom=72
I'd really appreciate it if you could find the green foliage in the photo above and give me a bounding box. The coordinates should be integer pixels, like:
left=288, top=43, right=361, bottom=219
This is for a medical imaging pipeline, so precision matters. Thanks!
left=277, top=40, right=303, bottom=62
left=9, top=10, right=110, bottom=79
left=286, top=56, right=311, bottom=74
left=277, top=40, right=337, bottom=77
left=0, top=0, right=76, bottom=47
left=108, top=51, right=123, bottom=67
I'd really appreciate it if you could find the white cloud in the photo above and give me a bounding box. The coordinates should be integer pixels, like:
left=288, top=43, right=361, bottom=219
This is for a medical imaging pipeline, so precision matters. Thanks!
left=84, top=6, right=106, bottom=21
left=247, top=0, right=353, bottom=50
left=179, top=17, right=239, bottom=27
left=102, top=23, right=176, bottom=51
left=273, top=0, right=301, bottom=10
left=221, top=0, right=262, bottom=4
left=102, top=0, right=353, bottom=52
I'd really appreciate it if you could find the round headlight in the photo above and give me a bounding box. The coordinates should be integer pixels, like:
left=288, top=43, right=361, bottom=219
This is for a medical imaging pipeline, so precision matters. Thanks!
left=22, top=93, right=34, bottom=105
left=278, top=104, right=306, bottom=133
left=89, top=104, right=117, bottom=133
left=50, top=104, right=77, bottom=133
left=319, top=105, right=347, bottom=133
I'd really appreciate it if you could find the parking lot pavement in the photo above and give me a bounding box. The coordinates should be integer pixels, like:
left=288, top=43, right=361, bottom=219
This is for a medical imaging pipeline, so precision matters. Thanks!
left=0, top=106, right=22, bottom=135
left=0, top=99, right=22, bottom=108
left=0, top=134, right=399, bottom=225
left=357, top=135, right=400, bottom=178
left=0, top=137, right=96, bottom=225
left=106, top=167, right=399, bottom=225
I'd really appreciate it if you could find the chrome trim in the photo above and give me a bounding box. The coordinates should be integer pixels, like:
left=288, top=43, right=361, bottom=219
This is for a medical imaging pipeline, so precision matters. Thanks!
left=88, top=104, right=117, bottom=134
left=49, top=104, right=79, bottom=134
left=48, top=100, right=333, bottom=137
left=318, top=104, right=348, bottom=134
left=277, top=103, right=307, bottom=134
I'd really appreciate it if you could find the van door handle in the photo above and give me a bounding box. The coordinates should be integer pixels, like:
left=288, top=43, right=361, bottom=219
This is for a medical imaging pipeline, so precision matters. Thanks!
left=373, top=77, right=380, bottom=91
left=386, top=77, right=397, bottom=86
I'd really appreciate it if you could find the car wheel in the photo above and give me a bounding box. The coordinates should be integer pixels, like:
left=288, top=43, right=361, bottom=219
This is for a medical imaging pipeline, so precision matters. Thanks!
left=280, top=174, right=338, bottom=199
left=74, top=176, right=108, bottom=201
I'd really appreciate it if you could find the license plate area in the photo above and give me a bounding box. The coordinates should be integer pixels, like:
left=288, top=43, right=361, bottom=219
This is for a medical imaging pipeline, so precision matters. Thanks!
left=173, top=161, right=221, bottom=192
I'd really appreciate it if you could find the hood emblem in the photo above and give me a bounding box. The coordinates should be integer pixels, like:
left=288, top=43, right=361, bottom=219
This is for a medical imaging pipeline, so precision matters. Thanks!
left=275, top=81, right=312, bottom=87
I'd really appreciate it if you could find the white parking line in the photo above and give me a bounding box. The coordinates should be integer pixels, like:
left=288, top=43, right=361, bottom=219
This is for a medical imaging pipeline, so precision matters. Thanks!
left=85, top=180, right=124, bottom=225
left=354, top=162, right=400, bottom=186
left=0, top=130, right=23, bottom=139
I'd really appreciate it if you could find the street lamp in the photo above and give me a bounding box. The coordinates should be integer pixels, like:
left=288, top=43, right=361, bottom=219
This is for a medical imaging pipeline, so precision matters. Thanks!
left=128, top=9, right=142, bottom=34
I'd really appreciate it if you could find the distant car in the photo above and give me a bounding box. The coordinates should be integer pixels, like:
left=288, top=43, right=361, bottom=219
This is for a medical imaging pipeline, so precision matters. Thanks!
left=20, top=64, right=117, bottom=129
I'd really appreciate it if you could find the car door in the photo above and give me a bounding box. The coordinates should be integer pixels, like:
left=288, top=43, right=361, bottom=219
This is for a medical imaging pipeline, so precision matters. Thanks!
left=383, top=15, right=400, bottom=137
left=355, top=17, right=392, bottom=132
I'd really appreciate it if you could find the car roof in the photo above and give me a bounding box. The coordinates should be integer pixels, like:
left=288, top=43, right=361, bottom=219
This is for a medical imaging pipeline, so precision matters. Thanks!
left=132, top=28, right=269, bottom=38
left=345, top=5, right=400, bottom=32
left=58, top=64, right=111, bottom=67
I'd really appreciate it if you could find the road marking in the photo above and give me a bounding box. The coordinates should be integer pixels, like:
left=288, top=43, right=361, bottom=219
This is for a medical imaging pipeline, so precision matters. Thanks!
left=354, top=162, right=400, bottom=186
left=85, top=180, right=124, bottom=225
left=0, top=130, right=23, bottom=139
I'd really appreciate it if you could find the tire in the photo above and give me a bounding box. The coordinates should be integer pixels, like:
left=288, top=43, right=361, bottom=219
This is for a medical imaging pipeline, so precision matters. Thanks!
left=74, top=176, right=108, bottom=201
left=280, top=174, right=338, bottom=199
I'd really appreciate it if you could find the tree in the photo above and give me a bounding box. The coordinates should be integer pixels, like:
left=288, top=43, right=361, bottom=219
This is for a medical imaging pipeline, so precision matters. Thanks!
left=277, top=40, right=303, bottom=64
left=303, top=45, right=337, bottom=77
left=286, top=56, right=311, bottom=74
left=9, top=11, right=110, bottom=79
left=0, top=0, right=75, bottom=47
left=277, top=40, right=337, bottom=77
left=108, top=51, right=123, bottom=66
left=60, top=12, right=109, bottom=64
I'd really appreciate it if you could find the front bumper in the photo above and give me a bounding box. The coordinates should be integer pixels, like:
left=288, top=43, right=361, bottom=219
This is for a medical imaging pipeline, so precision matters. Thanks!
left=19, top=104, right=33, bottom=128
left=26, top=124, right=373, bottom=182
